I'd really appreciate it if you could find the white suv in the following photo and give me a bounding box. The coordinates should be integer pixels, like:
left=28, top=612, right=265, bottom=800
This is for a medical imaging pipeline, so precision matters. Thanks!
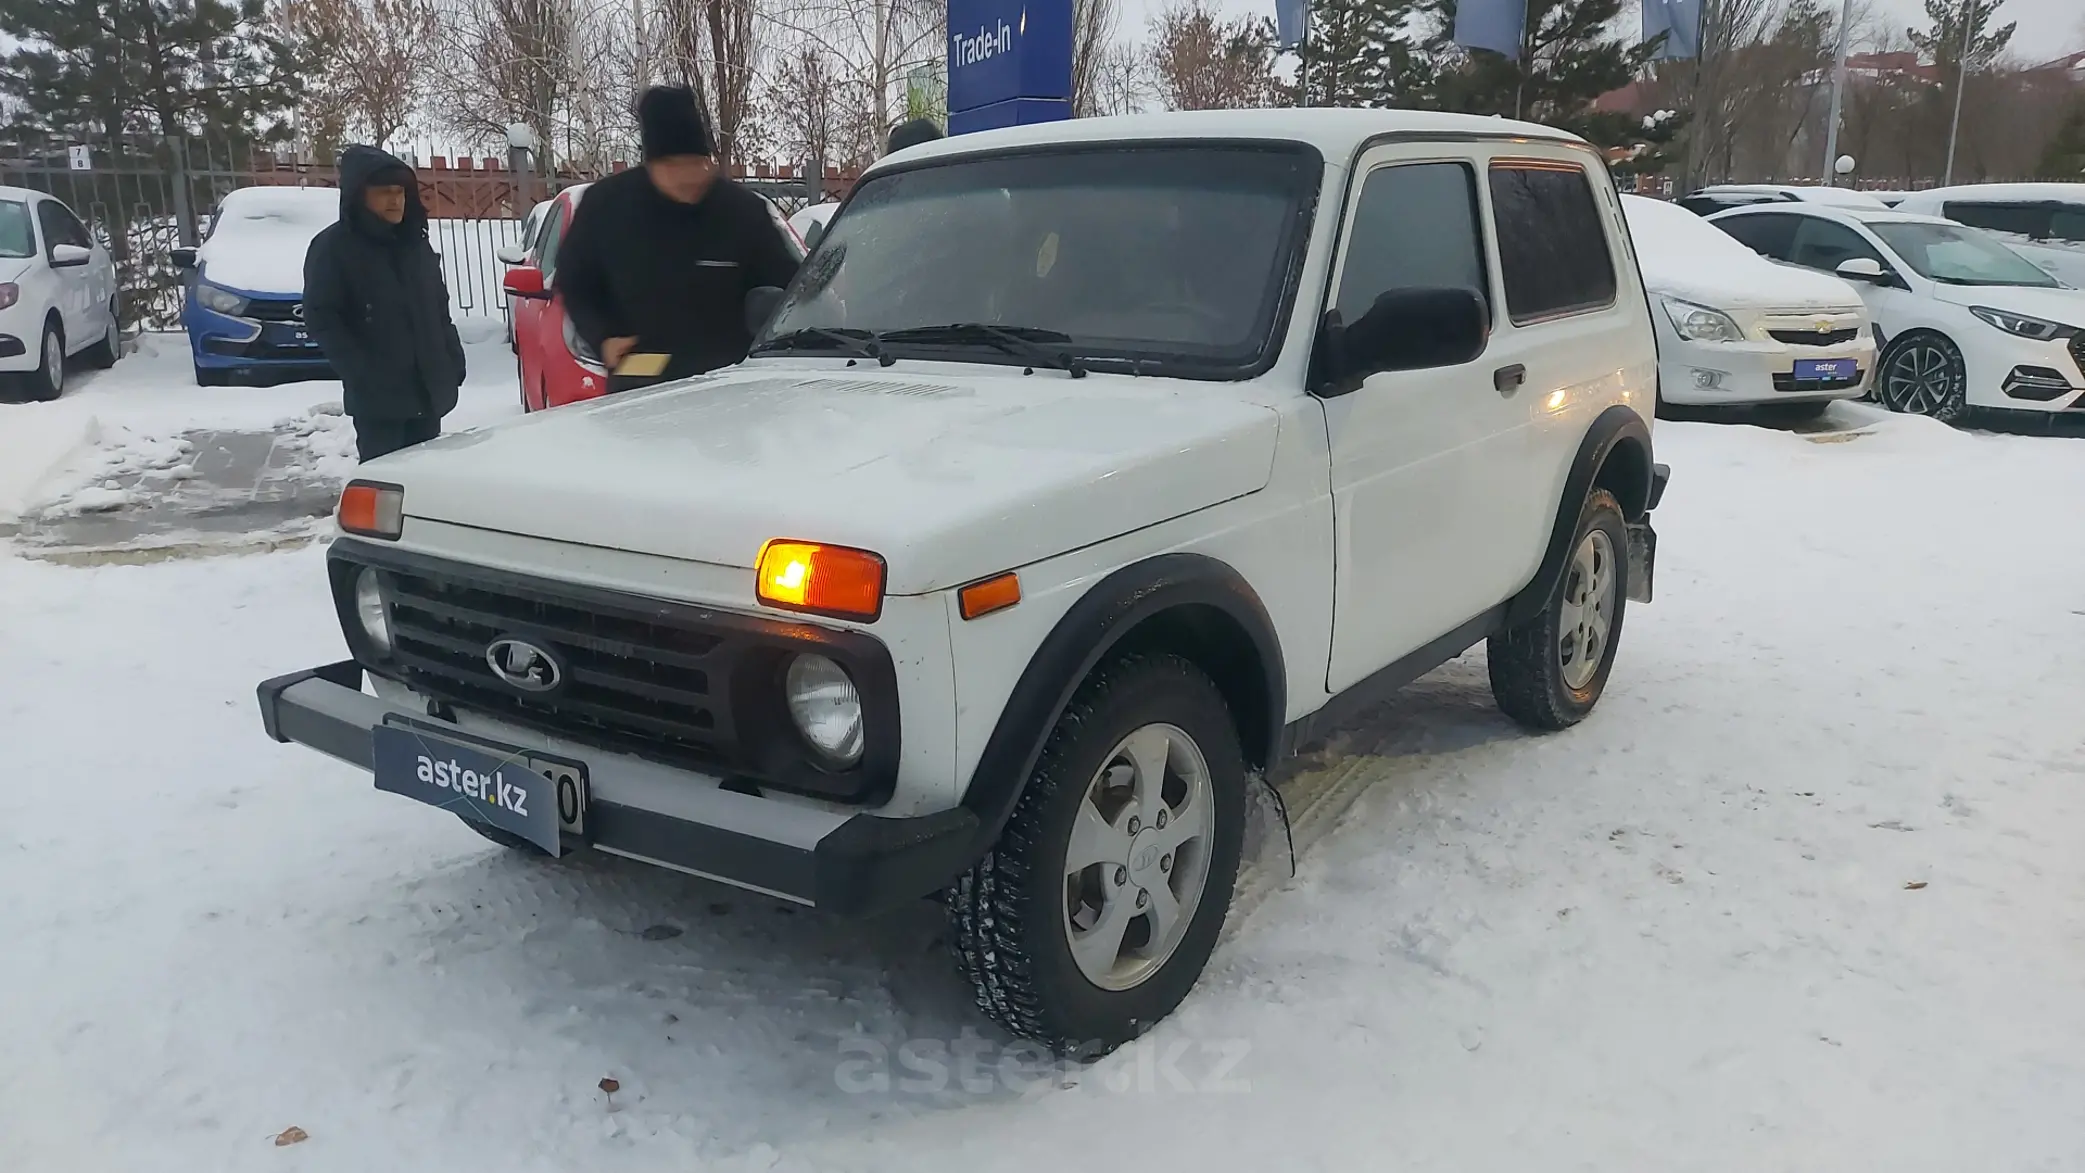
left=257, top=110, right=1670, bottom=1056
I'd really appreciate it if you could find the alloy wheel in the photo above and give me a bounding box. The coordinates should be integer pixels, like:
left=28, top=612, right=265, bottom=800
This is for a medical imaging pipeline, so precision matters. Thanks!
left=1558, top=529, right=1616, bottom=691
left=1061, top=722, right=1216, bottom=992
left=1883, top=340, right=1960, bottom=416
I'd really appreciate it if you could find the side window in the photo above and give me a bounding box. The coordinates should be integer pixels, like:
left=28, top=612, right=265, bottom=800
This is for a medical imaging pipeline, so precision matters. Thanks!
left=1788, top=218, right=1884, bottom=272
left=1487, top=163, right=1617, bottom=324
left=35, top=201, right=65, bottom=256
left=1942, top=201, right=2048, bottom=238
left=1713, top=212, right=1800, bottom=260
left=536, top=204, right=570, bottom=278
left=1334, top=161, right=1488, bottom=326
left=2047, top=206, right=2085, bottom=244
left=55, top=204, right=92, bottom=248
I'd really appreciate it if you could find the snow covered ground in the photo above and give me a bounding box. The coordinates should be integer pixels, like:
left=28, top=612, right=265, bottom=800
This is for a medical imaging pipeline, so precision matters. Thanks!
left=0, top=325, right=520, bottom=526
left=3, top=385, right=2085, bottom=1171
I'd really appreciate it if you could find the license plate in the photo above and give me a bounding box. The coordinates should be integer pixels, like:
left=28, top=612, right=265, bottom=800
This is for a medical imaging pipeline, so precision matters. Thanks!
left=371, top=721, right=588, bottom=855
left=1792, top=358, right=1856, bottom=382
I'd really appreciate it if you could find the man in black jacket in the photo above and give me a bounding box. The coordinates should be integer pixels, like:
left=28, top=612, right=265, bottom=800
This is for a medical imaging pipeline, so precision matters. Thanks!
left=303, top=146, right=466, bottom=461
left=554, top=86, right=801, bottom=391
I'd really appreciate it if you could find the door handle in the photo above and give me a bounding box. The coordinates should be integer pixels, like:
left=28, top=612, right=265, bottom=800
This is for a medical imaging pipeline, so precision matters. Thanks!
left=1493, top=364, right=1526, bottom=394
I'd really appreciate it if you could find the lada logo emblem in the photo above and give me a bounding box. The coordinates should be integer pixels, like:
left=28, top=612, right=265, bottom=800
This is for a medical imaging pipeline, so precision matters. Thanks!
left=485, top=637, right=562, bottom=692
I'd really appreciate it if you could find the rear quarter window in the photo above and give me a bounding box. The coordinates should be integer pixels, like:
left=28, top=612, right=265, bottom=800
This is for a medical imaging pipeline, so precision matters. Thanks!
left=1487, top=162, right=1617, bottom=325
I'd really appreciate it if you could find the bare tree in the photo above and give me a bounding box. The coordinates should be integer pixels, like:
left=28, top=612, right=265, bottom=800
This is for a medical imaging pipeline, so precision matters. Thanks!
left=768, top=0, right=938, bottom=159
left=654, top=0, right=766, bottom=166
left=767, top=43, right=841, bottom=188
left=434, top=0, right=580, bottom=166
left=1148, top=0, right=1280, bottom=110
left=1071, top=0, right=1119, bottom=116
left=1088, top=41, right=1153, bottom=115
left=281, top=0, right=440, bottom=154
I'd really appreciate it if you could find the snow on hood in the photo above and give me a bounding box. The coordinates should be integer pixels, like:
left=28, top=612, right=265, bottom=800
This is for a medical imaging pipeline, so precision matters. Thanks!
left=1623, top=195, right=1862, bottom=311
left=371, top=365, right=1282, bottom=595
left=195, top=186, right=339, bottom=296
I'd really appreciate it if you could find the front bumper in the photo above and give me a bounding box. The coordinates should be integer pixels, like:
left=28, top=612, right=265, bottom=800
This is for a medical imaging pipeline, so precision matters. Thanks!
left=256, top=661, right=978, bottom=916
left=1658, top=333, right=1875, bottom=406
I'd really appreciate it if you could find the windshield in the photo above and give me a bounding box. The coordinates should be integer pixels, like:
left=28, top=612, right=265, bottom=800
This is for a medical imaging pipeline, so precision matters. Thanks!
left=1870, top=221, right=2059, bottom=287
left=0, top=201, right=31, bottom=258
left=755, top=144, right=1320, bottom=377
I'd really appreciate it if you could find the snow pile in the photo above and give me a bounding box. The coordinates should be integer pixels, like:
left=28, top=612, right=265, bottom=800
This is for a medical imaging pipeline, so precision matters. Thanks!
left=1622, top=194, right=1865, bottom=309
left=195, top=186, right=340, bottom=295
left=0, top=407, right=100, bottom=523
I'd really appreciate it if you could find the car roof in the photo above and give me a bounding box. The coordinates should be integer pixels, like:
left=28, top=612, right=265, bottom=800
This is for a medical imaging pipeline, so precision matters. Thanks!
left=1894, top=182, right=2085, bottom=208
left=865, top=108, right=1589, bottom=176
left=1695, top=183, right=1885, bottom=207
left=0, top=185, right=56, bottom=202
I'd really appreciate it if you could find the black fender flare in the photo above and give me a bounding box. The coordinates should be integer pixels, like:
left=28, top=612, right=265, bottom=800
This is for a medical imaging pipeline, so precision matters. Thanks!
left=955, top=552, right=1286, bottom=862
left=1505, top=404, right=1655, bottom=628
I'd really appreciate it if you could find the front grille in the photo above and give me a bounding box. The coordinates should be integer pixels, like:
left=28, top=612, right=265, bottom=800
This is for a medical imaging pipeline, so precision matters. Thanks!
left=1772, top=372, right=1863, bottom=392
left=382, top=566, right=738, bottom=773
left=246, top=300, right=303, bottom=323
left=1769, top=327, right=1860, bottom=346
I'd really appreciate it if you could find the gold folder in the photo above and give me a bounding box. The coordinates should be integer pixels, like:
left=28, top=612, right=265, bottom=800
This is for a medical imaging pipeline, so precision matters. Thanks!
left=615, top=351, right=670, bottom=377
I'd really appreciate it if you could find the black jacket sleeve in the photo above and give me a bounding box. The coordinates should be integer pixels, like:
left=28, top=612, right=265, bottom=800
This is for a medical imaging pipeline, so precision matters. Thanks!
left=553, top=191, right=620, bottom=352
left=742, top=200, right=802, bottom=294
left=301, top=233, right=375, bottom=390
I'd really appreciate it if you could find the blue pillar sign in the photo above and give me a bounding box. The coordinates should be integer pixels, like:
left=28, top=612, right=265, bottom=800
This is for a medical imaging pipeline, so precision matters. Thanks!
left=946, top=0, right=1074, bottom=135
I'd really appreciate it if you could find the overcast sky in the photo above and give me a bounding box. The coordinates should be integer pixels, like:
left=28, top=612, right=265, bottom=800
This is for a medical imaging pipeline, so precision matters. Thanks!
left=1119, top=0, right=2084, bottom=65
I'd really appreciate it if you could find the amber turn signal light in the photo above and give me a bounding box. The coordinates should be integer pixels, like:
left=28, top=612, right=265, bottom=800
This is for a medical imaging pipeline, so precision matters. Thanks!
left=957, top=572, right=1021, bottom=620
left=756, top=540, right=886, bottom=621
left=337, top=480, right=404, bottom=540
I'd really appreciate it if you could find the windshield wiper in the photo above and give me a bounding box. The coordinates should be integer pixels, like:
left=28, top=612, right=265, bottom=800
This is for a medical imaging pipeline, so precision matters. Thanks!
left=880, top=323, right=1089, bottom=378
left=753, top=327, right=893, bottom=366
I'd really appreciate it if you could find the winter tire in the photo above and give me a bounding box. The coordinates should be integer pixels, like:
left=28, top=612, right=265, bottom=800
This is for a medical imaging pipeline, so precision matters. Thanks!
left=83, top=302, right=120, bottom=369
left=28, top=320, right=64, bottom=401
left=1488, top=488, right=1629, bottom=731
left=1876, top=331, right=1967, bottom=422
left=948, top=653, right=1246, bottom=1059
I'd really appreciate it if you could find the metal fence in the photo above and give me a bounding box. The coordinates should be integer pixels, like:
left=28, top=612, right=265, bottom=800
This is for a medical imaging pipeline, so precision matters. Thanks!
left=1, top=130, right=842, bottom=330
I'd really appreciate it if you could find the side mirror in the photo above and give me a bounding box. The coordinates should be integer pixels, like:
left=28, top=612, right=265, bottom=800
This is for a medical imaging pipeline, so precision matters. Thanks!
left=50, top=243, right=93, bottom=268
left=1835, top=258, right=1886, bottom=282
left=171, top=246, right=197, bottom=269
left=745, top=285, right=786, bottom=336
left=1317, top=287, right=1488, bottom=396
left=495, top=244, right=526, bottom=265
left=502, top=266, right=549, bottom=300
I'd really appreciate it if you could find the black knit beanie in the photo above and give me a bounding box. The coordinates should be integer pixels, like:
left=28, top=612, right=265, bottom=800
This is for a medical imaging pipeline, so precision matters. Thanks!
left=885, top=118, right=944, bottom=156
left=638, top=85, right=715, bottom=161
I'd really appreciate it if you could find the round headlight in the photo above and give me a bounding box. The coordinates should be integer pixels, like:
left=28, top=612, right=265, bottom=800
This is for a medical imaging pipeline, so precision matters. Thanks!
left=784, top=653, right=863, bottom=767
left=354, top=567, right=392, bottom=654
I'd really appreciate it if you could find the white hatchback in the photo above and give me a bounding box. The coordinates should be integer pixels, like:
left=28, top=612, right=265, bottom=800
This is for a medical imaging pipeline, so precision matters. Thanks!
left=1708, top=202, right=2085, bottom=419
left=0, top=186, right=121, bottom=401
left=1623, top=194, right=1872, bottom=416
left=1890, top=183, right=2085, bottom=289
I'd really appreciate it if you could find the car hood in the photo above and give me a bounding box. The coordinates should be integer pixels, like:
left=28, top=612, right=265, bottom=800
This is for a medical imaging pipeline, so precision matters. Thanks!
left=1646, top=262, right=1864, bottom=313
left=1926, top=281, right=2085, bottom=326
left=375, top=365, right=1283, bottom=595
left=0, top=256, right=29, bottom=284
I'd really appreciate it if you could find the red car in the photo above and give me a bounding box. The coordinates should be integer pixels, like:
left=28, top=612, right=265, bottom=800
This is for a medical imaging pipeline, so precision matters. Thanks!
left=499, top=183, right=808, bottom=412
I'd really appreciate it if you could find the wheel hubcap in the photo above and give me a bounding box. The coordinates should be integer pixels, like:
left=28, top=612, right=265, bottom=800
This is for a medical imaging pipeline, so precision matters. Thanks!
left=1061, top=722, right=1215, bottom=992
left=1558, top=529, right=1615, bottom=691
left=1885, top=344, right=1953, bottom=415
